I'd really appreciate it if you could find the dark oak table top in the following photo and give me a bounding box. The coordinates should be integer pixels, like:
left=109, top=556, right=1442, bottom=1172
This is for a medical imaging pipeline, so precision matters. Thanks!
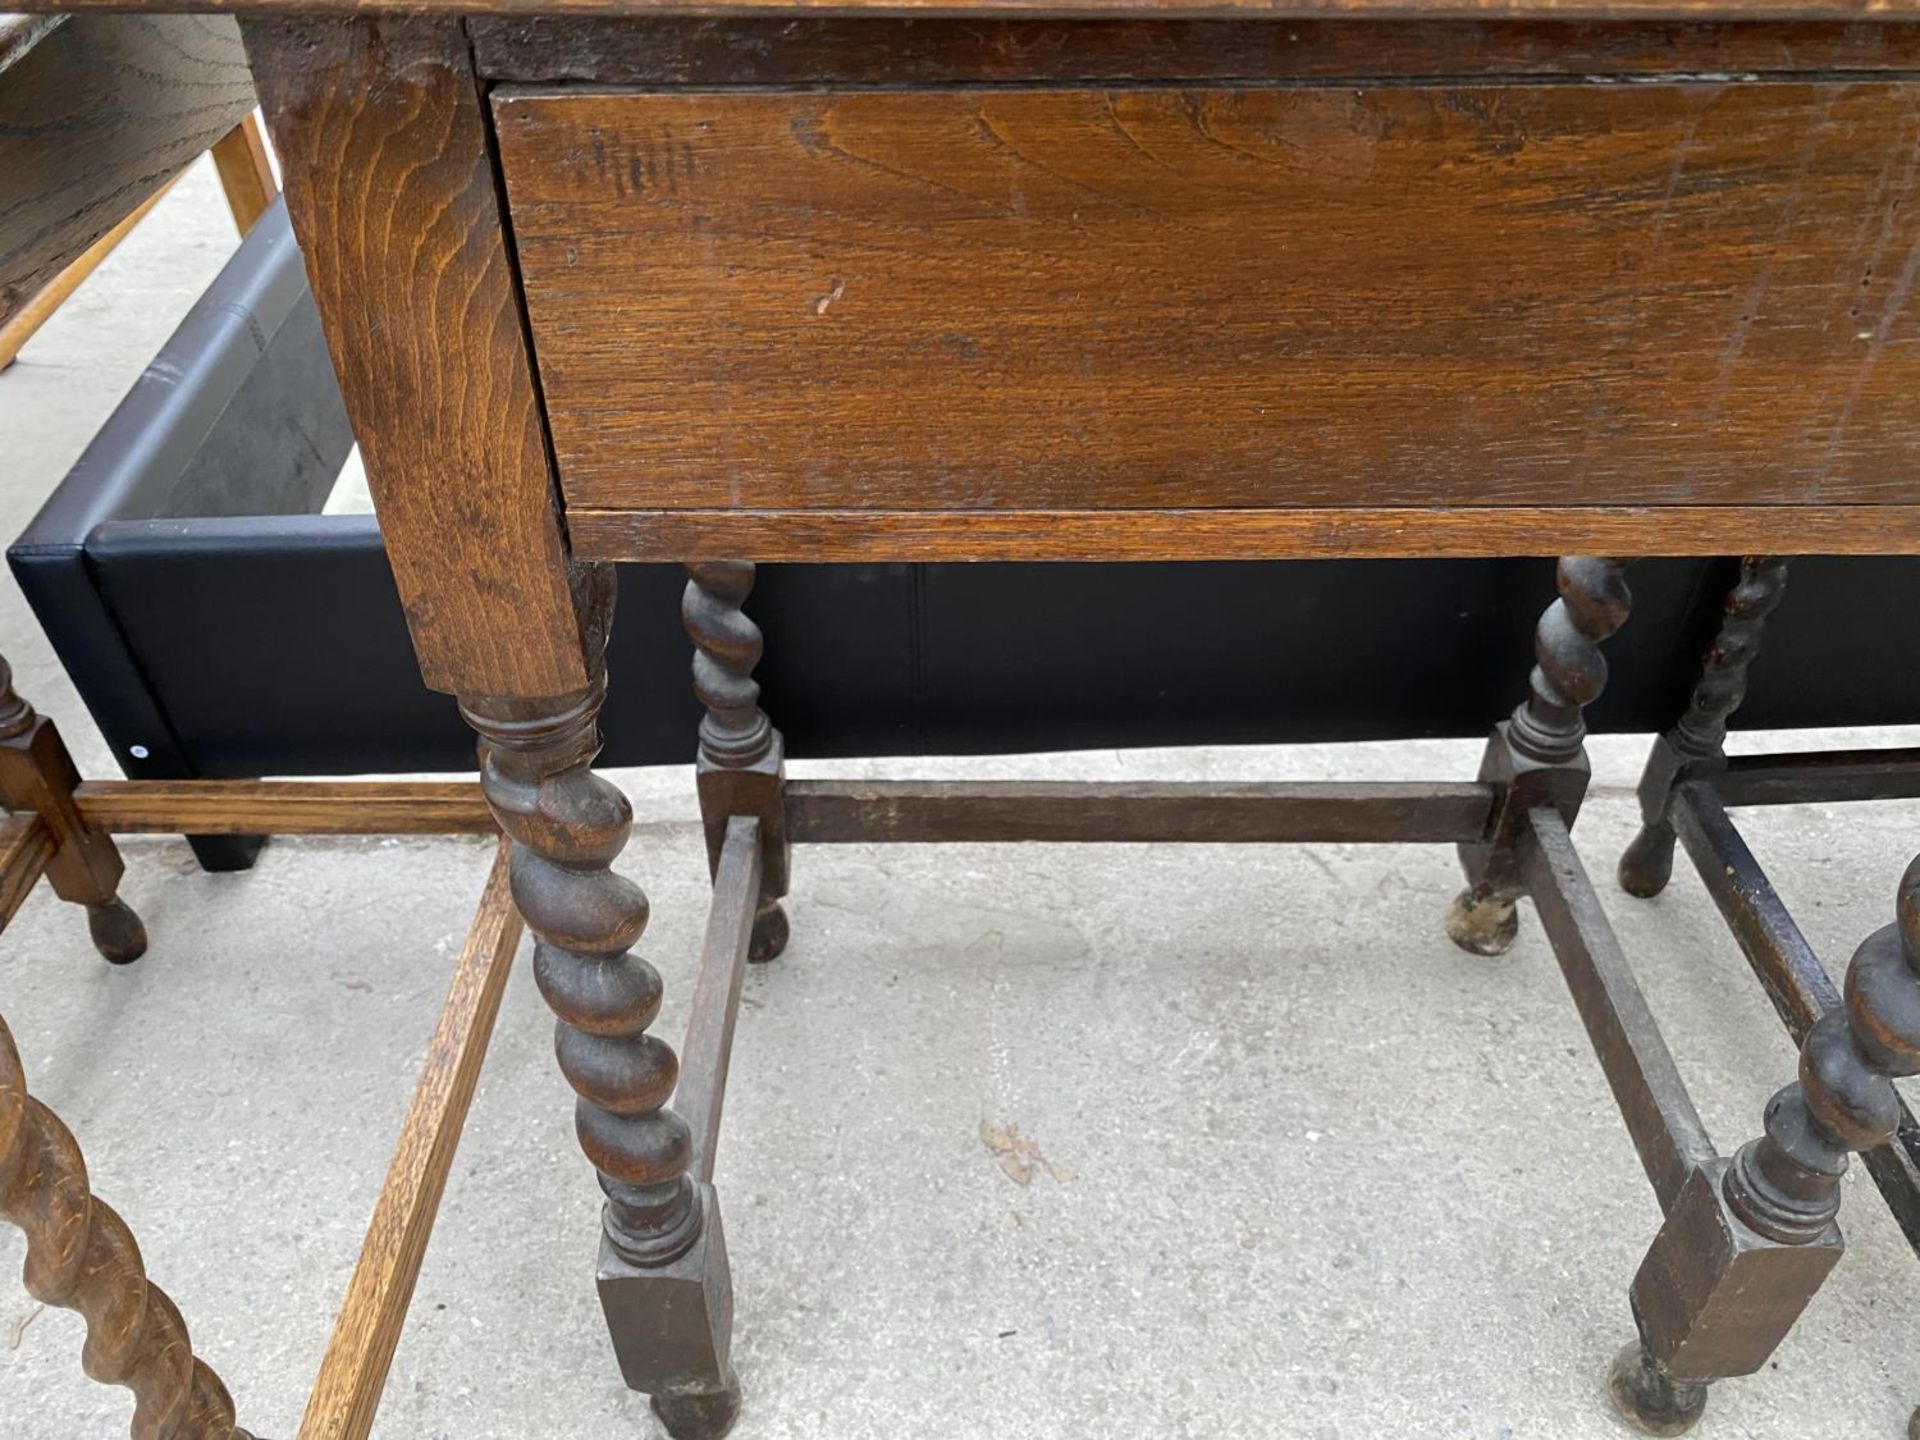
left=0, top=10, right=255, bottom=327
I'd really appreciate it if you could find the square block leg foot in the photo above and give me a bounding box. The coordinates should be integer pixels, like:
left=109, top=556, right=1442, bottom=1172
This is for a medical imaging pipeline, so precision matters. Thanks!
left=1612, top=1161, right=1842, bottom=1434
left=598, top=1184, right=739, bottom=1439
left=1631, top=1162, right=1841, bottom=1386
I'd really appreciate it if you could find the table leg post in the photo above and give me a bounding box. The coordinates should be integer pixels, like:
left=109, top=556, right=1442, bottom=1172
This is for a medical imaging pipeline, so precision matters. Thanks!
left=0, top=658, right=146, bottom=963
left=1614, top=853, right=1920, bottom=1434
left=250, top=16, right=739, bottom=1430
left=1449, top=556, right=1633, bottom=956
left=1619, top=556, right=1790, bottom=899
left=0, top=1012, right=252, bottom=1438
left=684, top=561, right=790, bottom=963
left=462, top=644, right=738, bottom=1438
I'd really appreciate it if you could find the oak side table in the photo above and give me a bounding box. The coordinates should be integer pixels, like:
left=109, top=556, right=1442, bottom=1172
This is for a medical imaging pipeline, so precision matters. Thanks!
left=7, top=5, right=1920, bottom=1439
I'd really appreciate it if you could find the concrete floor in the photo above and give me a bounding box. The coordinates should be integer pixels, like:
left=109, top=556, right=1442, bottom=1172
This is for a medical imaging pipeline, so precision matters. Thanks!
left=2, top=157, right=1919, bottom=1440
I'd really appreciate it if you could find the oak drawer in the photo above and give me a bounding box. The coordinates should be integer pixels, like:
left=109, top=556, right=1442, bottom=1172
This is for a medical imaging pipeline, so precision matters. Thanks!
left=494, top=82, right=1920, bottom=560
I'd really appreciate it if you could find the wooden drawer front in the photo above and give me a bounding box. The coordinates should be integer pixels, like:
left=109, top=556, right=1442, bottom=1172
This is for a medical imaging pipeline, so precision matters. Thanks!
left=495, top=83, right=1920, bottom=539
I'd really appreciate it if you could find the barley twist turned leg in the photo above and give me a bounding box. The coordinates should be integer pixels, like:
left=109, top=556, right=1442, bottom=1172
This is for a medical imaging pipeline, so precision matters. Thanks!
left=0, top=1013, right=250, bottom=1439
left=1612, top=856, right=1920, bottom=1434
left=0, top=660, right=146, bottom=963
left=463, top=667, right=738, bottom=1438
left=1619, top=556, right=1791, bottom=898
left=684, top=561, right=790, bottom=963
left=1449, top=557, right=1634, bottom=955
left=1725, top=856, right=1920, bottom=1240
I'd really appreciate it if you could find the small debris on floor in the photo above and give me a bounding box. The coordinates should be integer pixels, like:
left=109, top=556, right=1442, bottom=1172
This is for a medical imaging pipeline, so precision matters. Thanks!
left=979, top=1119, right=1074, bottom=1186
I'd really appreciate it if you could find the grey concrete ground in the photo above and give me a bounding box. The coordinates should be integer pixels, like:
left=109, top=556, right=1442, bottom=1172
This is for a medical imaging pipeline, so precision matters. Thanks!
left=1, top=156, right=1918, bottom=1440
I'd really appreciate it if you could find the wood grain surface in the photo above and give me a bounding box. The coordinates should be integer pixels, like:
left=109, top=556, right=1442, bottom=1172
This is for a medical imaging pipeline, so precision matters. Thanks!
left=567, top=503, right=1920, bottom=560
left=0, top=1005, right=256, bottom=1438
left=0, top=175, right=176, bottom=369
left=473, top=16, right=1920, bottom=86
left=18, top=0, right=1920, bottom=24
left=297, top=839, right=522, bottom=1440
left=499, top=82, right=1920, bottom=527
left=0, top=815, right=53, bottom=937
left=0, top=13, right=255, bottom=327
left=784, top=778, right=1496, bottom=843
left=678, top=815, right=761, bottom=1184
left=247, top=17, right=593, bottom=699
left=73, top=780, right=495, bottom=835
left=209, top=113, right=278, bottom=235
left=1522, top=804, right=1716, bottom=1212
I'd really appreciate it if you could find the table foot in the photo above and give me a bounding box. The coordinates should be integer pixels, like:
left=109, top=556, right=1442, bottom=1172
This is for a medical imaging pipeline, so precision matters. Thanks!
left=750, top=898, right=789, bottom=964
left=85, top=896, right=148, bottom=965
left=1617, top=823, right=1679, bottom=899
left=650, top=1375, right=742, bottom=1440
left=1609, top=1341, right=1708, bottom=1437
left=1445, top=885, right=1518, bottom=956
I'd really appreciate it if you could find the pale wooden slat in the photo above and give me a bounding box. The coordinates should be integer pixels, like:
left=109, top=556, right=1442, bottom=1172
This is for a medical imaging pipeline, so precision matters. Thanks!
left=209, top=112, right=278, bottom=236
left=296, top=839, right=522, bottom=1440
left=73, top=780, right=495, bottom=836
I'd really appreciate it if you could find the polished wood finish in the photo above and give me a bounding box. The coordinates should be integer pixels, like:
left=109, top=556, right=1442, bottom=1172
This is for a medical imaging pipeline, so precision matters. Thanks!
left=208, top=114, right=278, bottom=236
left=245, top=16, right=593, bottom=698
left=504, top=82, right=1920, bottom=551
left=786, top=779, right=1494, bottom=845
left=0, top=1011, right=254, bottom=1440
left=7, top=5, right=1911, bottom=1435
left=297, top=839, right=522, bottom=1440
left=473, top=15, right=1920, bottom=85
left=678, top=817, right=761, bottom=1184
left=462, top=637, right=741, bottom=1433
left=74, top=780, right=495, bottom=836
left=568, top=504, right=1920, bottom=563
left=465, top=667, right=705, bottom=1267
left=0, top=13, right=255, bottom=328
